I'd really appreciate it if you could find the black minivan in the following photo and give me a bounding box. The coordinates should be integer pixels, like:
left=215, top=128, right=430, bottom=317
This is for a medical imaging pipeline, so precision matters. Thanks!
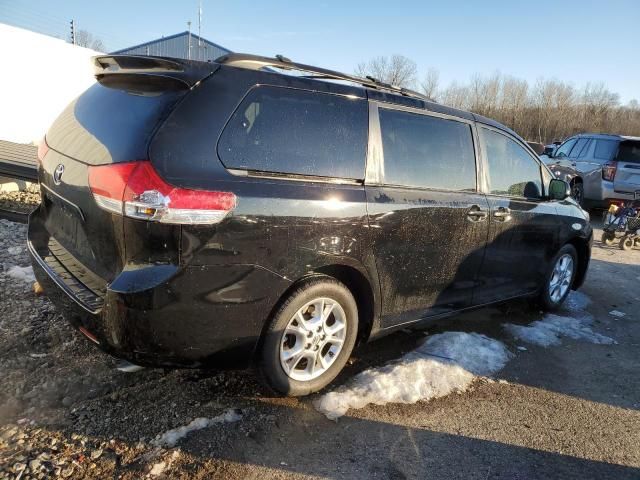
left=29, top=54, right=592, bottom=395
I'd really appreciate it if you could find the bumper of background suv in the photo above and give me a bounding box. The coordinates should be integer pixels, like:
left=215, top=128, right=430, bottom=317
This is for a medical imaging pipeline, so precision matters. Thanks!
left=598, top=180, right=637, bottom=204
left=29, top=241, right=291, bottom=369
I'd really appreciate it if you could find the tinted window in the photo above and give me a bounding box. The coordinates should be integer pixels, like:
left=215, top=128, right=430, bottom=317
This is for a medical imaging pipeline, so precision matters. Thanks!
left=616, top=141, right=640, bottom=164
left=594, top=139, right=619, bottom=160
left=555, top=138, right=577, bottom=158
left=569, top=138, right=589, bottom=158
left=379, top=109, right=476, bottom=190
left=218, top=87, right=367, bottom=179
left=479, top=128, right=543, bottom=198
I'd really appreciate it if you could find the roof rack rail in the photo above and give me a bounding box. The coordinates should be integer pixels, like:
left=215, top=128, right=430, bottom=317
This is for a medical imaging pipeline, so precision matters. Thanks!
left=214, top=53, right=434, bottom=102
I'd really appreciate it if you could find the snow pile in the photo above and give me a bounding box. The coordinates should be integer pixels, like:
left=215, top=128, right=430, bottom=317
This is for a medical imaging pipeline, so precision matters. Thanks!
left=504, top=314, right=615, bottom=347
left=8, top=246, right=22, bottom=255
left=6, top=265, right=35, bottom=283
left=504, top=292, right=615, bottom=347
left=152, top=409, right=242, bottom=447
left=315, top=332, right=513, bottom=420
left=609, top=310, right=626, bottom=318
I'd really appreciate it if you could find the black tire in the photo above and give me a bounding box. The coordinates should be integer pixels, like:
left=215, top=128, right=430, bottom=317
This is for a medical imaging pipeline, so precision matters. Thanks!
left=570, top=180, right=584, bottom=206
left=620, top=236, right=634, bottom=251
left=259, top=277, right=358, bottom=396
left=538, top=244, right=578, bottom=311
left=601, top=231, right=616, bottom=246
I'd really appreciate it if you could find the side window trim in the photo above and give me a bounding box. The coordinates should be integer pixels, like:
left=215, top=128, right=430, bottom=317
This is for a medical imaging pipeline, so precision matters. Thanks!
left=477, top=124, right=546, bottom=200
left=368, top=101, right=480, bottom=193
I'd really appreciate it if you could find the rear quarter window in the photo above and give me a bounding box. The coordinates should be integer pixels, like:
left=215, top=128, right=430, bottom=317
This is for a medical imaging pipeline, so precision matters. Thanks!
left=217, top=86, right=367, bottom=179
left=594, top=139, right=619, bottom=161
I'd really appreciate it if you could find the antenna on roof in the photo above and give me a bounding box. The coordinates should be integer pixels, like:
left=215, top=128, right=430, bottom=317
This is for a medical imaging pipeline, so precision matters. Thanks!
left=187, top=21, right=192, bottom=60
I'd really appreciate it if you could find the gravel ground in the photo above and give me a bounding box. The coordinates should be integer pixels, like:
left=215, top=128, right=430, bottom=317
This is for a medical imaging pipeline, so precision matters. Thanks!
left=0, top=188, right=40, bottom=214
left=1, top=199, right=639, bottom=479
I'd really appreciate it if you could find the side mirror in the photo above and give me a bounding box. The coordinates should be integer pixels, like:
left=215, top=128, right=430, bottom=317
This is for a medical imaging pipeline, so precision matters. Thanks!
left=549, top=179, right=571, bottom=201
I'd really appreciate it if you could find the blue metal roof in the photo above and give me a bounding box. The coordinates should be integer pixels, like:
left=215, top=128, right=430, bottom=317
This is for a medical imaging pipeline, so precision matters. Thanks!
left=111, top=31, right=231, bottom=62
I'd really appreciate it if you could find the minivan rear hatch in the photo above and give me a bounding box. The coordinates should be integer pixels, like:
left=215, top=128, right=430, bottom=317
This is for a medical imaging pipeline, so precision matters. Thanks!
left=613, top=139, right=640, bottom=196
left=33, top=56, right=218, bottom=285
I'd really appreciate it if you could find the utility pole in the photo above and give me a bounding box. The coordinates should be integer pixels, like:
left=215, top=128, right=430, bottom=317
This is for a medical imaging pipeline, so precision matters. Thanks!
left=187, top=21, right=192, bottom=60
left=198, top=0, right=202, bottom=61
left=70, top=19, right=75, bottom=45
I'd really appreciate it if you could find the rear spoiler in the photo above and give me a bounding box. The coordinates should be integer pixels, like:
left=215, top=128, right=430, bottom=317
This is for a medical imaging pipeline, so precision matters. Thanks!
left=93, top=55, right=219, bottom=88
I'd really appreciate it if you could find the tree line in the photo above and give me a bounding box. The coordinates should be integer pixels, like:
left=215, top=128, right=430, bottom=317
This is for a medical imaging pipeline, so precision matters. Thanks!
left=355, top=55, right=640, bottom=144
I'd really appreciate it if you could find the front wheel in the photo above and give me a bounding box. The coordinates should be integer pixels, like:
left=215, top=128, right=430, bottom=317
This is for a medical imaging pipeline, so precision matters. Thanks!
left=259, top=278, right=358, bottom=396
left=570, top=181, right=584, bottom=206
left=538, top=244, right=578, bottom=311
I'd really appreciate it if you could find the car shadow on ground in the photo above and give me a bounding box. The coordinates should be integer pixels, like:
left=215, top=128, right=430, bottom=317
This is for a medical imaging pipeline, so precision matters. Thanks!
left=30, top=396, right=640, bottom=479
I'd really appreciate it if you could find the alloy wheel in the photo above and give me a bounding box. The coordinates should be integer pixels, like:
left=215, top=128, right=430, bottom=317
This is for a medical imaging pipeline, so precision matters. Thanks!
left=548, top=254, right=574, bottom=303
left=279, top=297, right=347, bottom=382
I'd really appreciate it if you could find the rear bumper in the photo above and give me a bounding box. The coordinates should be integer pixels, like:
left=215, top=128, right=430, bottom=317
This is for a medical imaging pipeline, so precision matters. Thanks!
left=596, top=180, right=637, bottom=204
left=28, top=232, right=291, bottom=369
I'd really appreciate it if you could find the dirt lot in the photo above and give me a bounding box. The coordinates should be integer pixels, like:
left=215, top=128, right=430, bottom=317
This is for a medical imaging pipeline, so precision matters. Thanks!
left=1, top=210, right=639, bottom=479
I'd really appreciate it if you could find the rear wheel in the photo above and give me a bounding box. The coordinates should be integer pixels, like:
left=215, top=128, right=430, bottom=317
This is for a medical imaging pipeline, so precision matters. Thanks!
left=538, top=244, right=577, bottom=311
left=259, top=278, right=358, bottom=396
left=601, top=231, right=616, bottom=246
left=620, top=236, right=634, bottom=251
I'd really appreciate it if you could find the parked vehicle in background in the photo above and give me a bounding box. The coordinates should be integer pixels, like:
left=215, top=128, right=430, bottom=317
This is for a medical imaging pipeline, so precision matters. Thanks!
left=29, top=53, right=592, bottom=396
left=545, top=133, right=640, bottom=208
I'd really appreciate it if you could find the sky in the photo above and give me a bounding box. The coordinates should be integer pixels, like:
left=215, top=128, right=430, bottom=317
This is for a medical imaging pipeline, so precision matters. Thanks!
left=1, top=0, right=639, bottom=103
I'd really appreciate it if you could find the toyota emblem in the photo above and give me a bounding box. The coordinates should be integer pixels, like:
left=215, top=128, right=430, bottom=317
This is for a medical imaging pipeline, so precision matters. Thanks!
left=53, top=164, right=65, bottom=185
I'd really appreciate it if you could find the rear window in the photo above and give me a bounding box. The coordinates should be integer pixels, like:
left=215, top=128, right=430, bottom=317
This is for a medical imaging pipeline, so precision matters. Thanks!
left=616, top=141, right=640, bottom=163
left=378, top=109, right=476, bottom=191
left=218, top=86, right=367, bottom=179
left=47, top=81, right=184, bottom=165
left=594, top=139, right=619, bottom=160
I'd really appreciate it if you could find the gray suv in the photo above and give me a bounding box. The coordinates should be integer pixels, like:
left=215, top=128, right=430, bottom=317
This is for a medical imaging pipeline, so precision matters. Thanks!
left=545, top=133, right=640, bottom=207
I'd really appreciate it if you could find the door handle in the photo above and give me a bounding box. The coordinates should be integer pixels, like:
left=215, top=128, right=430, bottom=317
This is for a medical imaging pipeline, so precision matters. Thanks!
left=467, top=205, right=488, bottom=222
left=493, top=207, right=512, bottom=222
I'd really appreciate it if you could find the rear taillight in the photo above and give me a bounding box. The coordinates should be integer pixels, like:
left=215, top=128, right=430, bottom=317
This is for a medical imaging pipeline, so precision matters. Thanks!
left=37, top=137, right=49, bottom=165
left=88, top=161, right=236, bottom=225
left=602, top=161, right=618, bottom=181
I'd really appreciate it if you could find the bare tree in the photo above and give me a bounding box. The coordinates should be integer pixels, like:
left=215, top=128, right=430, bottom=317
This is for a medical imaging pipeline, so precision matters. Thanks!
left=355, top=55, right=640, bottom=143
left=420, top=68, right=440, bottom=100
left=75, top=29, right=107, bottom=52
left=355, top=55, right=417, bottom=88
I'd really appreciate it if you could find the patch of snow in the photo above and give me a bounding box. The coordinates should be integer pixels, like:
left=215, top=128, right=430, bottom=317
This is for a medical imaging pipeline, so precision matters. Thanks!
left=609, top=310, right=626, bottom=318
left=149, top=461, right=166, bottom=477
left=29, top=353, right=48, bottom=358
left=504, top=314, right=615, bottom=347
left=152, top=409, right=242, bottom=447
left=8, top=246, right=22, bottom=255
left=315, top=332, right=513, bottom=420
left=116, top=360, right=145, bottom=373
left=516, top=346, right=528, bottom=351
left=6, top=265, right=35, bottom=283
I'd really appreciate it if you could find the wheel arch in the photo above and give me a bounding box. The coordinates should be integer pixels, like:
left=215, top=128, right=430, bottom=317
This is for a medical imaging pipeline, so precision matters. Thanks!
left=566, top=235, right=590, bottom=289
left=256, top=263, right=378, bottom=359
